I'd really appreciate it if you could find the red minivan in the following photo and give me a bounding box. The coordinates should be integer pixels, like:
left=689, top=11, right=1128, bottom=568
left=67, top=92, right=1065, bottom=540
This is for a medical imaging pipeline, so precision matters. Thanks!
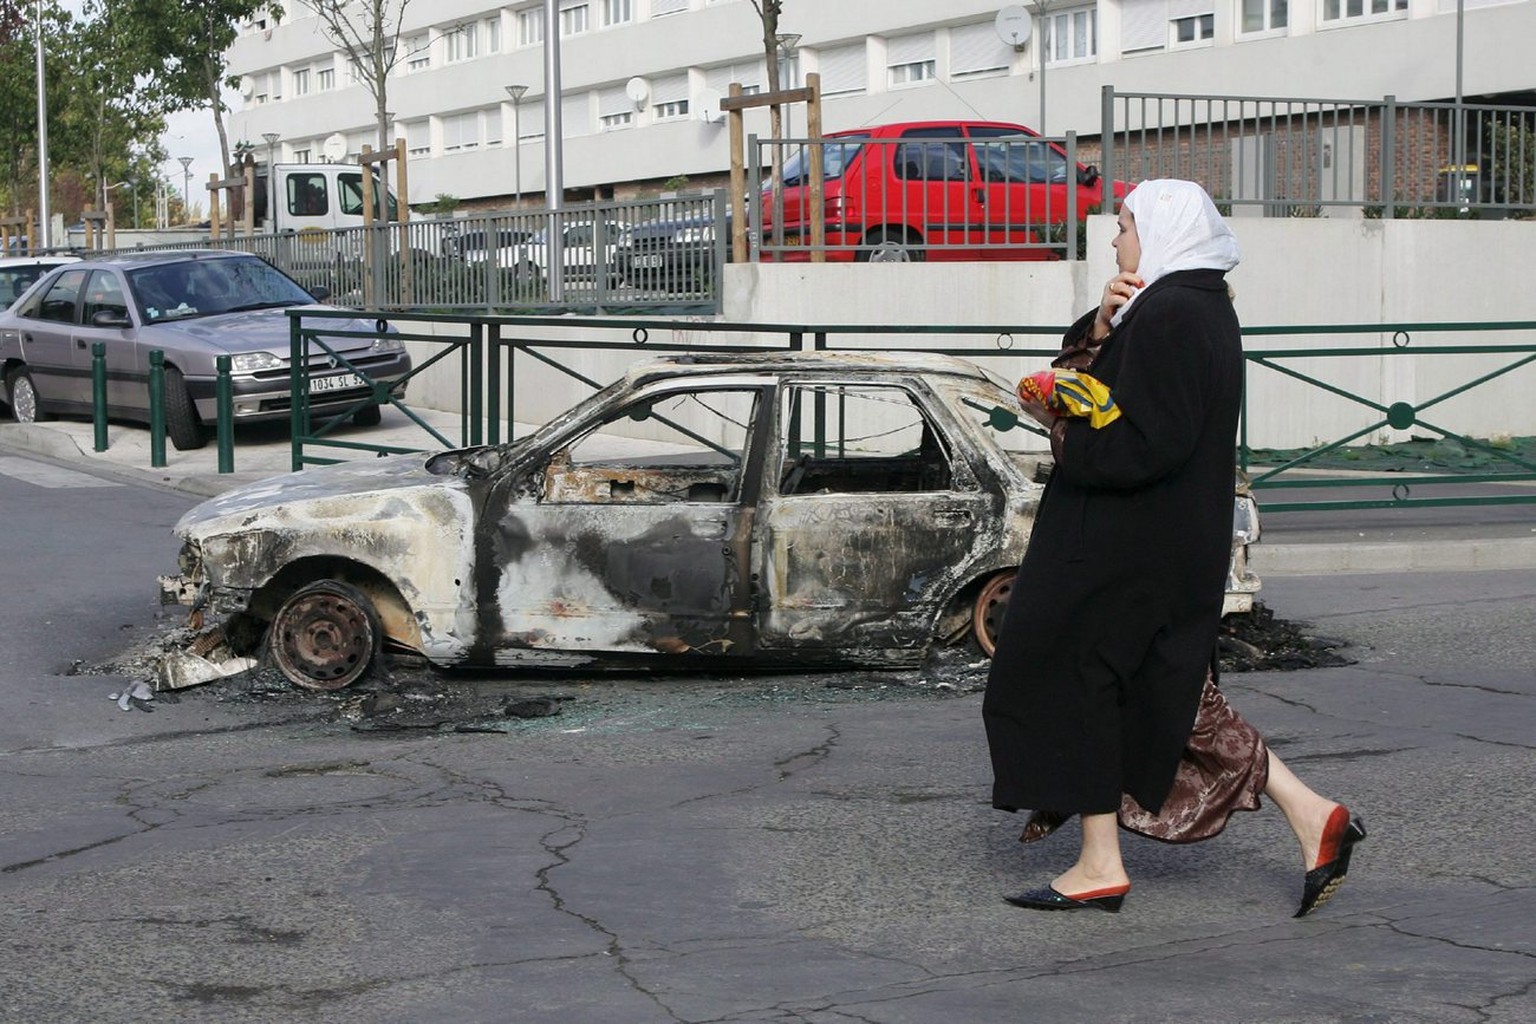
left=761, top=120, right=1127, bottom=262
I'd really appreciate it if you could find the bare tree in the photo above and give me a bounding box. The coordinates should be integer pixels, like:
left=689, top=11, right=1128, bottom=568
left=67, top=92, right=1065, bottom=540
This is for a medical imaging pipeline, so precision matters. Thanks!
left=748, top=0, right=785, bottom=145
left=300, top=0, right=411, bottom=154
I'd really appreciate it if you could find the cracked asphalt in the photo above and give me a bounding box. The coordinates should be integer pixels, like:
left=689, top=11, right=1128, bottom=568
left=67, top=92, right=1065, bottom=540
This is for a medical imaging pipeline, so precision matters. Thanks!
left=1, top=437, right=1533, bottom=1022
left=4, top=570, right=1532, bottom=1023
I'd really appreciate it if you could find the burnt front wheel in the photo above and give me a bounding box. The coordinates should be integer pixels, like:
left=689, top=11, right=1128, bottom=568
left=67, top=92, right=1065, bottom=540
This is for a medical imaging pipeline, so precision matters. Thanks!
left=971, top=571, right=1016, bottom=658
left=267, top=580, right=380, bottom=690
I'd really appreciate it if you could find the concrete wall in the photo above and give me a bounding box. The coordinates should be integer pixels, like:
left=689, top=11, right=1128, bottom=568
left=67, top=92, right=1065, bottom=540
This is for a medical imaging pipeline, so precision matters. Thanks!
left=720, top=216, right=1533, bottom=449
left=398, top=216, right=1534, bottom=452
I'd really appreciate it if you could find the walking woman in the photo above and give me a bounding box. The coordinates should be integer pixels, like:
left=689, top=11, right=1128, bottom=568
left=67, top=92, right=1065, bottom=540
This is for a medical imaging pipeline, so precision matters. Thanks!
left=983, top=180, right=1364, bottom=916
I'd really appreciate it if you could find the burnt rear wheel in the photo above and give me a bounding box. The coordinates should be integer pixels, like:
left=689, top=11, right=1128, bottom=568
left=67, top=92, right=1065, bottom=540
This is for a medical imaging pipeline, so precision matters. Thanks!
left=267, top=580, right=380, bottom=690
left=972, top=570, right=1015, bottom=658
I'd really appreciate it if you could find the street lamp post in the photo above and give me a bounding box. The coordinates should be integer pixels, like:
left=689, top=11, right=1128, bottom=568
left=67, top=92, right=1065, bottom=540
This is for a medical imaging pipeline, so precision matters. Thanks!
left=178, top=156, right=194, bottom=225
left=505, top=84, right=528, bottom=208
left=262, top=132, right=280, bottom=231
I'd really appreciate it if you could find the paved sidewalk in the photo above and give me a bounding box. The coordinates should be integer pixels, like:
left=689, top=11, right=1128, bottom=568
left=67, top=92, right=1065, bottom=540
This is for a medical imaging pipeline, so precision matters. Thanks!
left=2, top=412, right=1533, bottom=575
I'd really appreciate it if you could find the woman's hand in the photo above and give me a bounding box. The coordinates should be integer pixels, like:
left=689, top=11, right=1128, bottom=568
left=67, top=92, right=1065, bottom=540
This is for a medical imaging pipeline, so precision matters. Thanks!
left=1093, top=271, right=1145, bottom=339
left=1017, top=394, right=1057, bottom=431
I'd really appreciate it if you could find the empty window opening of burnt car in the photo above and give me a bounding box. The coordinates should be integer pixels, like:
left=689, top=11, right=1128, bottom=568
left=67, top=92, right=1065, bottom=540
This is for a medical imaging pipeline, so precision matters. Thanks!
left=542, top=386, right=762, bottom=504
left=779, top=383, right=953, bottom=494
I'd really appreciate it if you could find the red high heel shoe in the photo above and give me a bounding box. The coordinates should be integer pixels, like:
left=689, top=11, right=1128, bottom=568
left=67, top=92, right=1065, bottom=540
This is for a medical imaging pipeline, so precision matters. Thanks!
left=1295, top=805, right=1367, bottom=918
left=1005, top=882, right=1130, bottom=913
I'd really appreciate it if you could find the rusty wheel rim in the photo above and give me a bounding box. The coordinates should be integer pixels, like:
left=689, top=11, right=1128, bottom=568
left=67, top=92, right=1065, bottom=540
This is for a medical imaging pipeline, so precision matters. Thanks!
left=269, top=583, right=377, bottom=691
left=972, top=571, right=1015, bottom=658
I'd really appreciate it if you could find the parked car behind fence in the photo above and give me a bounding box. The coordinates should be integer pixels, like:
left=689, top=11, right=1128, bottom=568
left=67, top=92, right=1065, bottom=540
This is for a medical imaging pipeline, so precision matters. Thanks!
left=0, top=250, right=411, bottom=450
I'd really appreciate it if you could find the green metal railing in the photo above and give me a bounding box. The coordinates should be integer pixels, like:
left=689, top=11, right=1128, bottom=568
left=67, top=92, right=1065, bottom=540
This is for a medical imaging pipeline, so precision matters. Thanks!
left=1239, top=321, right=1536, bottom=511
left=285, top=308, right=1536, bottom=514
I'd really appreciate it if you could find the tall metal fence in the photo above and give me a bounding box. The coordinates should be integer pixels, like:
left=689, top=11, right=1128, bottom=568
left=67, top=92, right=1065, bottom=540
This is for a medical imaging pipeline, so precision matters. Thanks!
left=1101, top=86, right=1536, bottom=217
left=110, top=192, right=728, bottom=314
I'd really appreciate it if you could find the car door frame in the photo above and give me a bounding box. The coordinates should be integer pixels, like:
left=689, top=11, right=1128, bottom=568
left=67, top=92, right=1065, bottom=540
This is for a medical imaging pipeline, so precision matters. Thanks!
left=886, top=126, right=984, bottom=258
left=70, top=268, right=148, bottom=417
left=752, top=373, right=995, bottom=657
left=12, top=266, right=92, bottom=413
left=483, top=375, right=775, bottom=663
left=967, top=126, right=1077, bottom=258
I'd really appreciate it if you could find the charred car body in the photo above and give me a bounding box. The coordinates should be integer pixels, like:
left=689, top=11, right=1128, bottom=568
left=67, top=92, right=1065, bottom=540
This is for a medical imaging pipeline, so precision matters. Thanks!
left=161, top=353, right=1260, bottom=690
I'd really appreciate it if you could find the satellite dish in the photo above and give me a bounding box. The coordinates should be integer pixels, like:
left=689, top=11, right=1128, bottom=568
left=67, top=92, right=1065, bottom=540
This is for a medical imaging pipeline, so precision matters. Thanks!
left=238, top=77, right=255, bottom=99
left=625, top=76, right=650, bottom=108
left=995, top=4, right=1032, bottom=49
left=322, top=133, right=348, bottom=162
left=695, top=87, right=725, bottom=125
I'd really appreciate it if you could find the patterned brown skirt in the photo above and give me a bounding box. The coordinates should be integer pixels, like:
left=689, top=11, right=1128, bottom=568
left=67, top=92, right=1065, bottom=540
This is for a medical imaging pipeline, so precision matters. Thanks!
left=1021, top=675, right=1270, bottom=845
left=1118, top=674, right=1270, bottom=842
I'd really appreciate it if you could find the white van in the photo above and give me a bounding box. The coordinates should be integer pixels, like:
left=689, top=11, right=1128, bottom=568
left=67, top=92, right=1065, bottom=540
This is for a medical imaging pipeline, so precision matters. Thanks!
left=252, top=163, right=401, bottom=234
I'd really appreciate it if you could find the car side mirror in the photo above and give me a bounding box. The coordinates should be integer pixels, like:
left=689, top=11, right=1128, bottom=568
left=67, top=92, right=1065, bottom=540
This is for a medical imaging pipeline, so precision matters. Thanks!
left=1078, top=164, right=1101, bottom=188
left=309, top=285, right=331, bottom=302
left=90, top=309, right=132, bottom=329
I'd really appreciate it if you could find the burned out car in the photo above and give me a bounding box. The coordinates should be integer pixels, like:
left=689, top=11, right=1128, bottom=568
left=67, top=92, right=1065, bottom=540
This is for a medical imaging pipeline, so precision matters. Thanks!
left=161, top=353, right=1261, bottom=690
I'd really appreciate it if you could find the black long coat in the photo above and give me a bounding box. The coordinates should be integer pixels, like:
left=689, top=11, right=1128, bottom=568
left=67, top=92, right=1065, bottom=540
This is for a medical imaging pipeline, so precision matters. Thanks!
left=983, top=268, right=1243, bottom=816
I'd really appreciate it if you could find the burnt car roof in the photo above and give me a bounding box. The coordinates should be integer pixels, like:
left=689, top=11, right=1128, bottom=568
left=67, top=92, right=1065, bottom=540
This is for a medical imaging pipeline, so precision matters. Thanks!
left=624, top=351, right=996, bottom=387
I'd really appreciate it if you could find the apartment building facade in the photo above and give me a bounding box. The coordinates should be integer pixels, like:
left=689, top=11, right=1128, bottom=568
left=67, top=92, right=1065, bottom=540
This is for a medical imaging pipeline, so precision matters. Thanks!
left=225, top=0, right=1534, bottom=210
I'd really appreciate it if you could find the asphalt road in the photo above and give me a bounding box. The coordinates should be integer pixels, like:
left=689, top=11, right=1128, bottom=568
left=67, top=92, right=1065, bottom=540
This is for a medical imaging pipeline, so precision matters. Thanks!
left=0, top=450, right=1532, bottom=1023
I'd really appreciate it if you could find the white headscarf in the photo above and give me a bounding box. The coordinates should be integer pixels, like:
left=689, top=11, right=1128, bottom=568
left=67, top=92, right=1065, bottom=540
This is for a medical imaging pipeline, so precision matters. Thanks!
left=1110, top=179, right=1241, bottom=328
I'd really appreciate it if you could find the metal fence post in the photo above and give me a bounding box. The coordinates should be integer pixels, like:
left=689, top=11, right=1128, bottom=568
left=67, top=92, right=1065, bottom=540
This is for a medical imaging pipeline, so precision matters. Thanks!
left=747, top=134, right=762, bottom=262
left=1065, top=131, right=1079, bottom=260
left=215, top=354, right=233, bottom=474
left=289, top=312, right=305, bottom=472
left=1100, top=86, right=1117, bottom=213
left=468, top=321, right=484, bottom=448
left=486, top=322, right=502, bottom=446
left=1381, top=95, right=1397, bottom=218
left=91, top=341, right=107, bottom=452
left=148, top=349, right=166, bottom=469
left=712, top=188, right=728, bottom=312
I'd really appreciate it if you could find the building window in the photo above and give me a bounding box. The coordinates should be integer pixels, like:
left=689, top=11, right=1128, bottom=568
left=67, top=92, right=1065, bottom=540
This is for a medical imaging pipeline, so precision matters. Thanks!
left=317, top=67, right=335, bottom=90
left=406, top=121, right=430, bottom=156
left=405, top=35, right=430, bottom=71
left=888, top=59, right=935, bottom=86
left=652, top=0, right=688, bottom=15
left=445, top=23, right=479, bottom=62
left=485, top=17, right=502, bottom=52
left=518, top=8, right=544, bottom=46
left=293, top=148, right=311, bottom=163
left=560, top=2, right=590, bottom=36
left=443, top=111, right=481, bottom=152
left=1172, top=13, right=1214, bottom=44
left=291, top=68, right=310, bottom=95
left=653, top=99, right=689, bottom=120
left=604, top=0, right=632, bottom=25
left=1240, top=0, right=1288, bottom=33
left=1322, top=0, right=1406, bottom=22
left=1044, top=7, right=1097, bottom=64
left=599, top=111, right=633, bottom=131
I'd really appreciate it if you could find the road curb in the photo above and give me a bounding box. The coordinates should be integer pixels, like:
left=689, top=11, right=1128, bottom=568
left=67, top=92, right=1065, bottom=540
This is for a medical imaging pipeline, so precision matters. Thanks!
left=1250, top=534, right=1536, bottom=575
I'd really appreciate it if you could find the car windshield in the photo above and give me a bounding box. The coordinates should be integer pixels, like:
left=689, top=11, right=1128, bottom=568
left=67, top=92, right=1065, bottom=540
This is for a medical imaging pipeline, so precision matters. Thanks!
left=782, top=135, right=870, bottom=186
left=127, top=256, right=315, bottom=323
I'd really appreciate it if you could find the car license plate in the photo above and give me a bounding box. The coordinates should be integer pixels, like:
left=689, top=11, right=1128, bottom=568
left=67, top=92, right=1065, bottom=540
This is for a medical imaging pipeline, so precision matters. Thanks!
left=311, top=372, right=363, bottom=394
left=636, top=254, right=664, bottom=268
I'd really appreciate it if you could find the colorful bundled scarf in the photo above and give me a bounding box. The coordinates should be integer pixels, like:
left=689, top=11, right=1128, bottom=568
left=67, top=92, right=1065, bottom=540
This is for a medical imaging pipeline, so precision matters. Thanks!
left=1016, top=369, right=1121, bottom=429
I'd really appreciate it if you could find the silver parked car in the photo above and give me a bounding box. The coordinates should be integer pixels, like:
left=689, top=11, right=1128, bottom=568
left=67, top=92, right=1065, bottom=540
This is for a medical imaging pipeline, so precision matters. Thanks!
left=0, top=250, right=411, bottom=450
left=160, top=352, right=1263, bottom=690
